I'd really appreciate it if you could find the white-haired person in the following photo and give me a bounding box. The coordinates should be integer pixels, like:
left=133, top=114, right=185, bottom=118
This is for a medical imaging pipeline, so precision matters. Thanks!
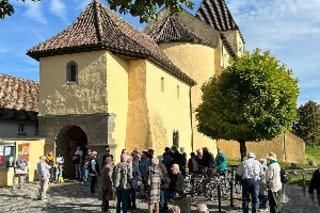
left=36, top=155, right=51, bottom=200
left=266, top=152, right=282, bottom=213
left=237, top=152, right=263, bottom=213
left=168, top=205, right=181, bottom=213
left=197, top=201, right=209, bottom=213
left=161, top=164, right=185, bottom=212
left=258, top=159, right=269, bottom=212
left=113, top=153, right=132, bottom=213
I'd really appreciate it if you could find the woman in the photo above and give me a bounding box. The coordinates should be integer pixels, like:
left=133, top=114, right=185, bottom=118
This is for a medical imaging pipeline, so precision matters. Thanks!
left=88, top=151, right=99, bottom=194
left=13, top=151, right=28, bottom=190
left=55, top=153, right=64, bottom=183
left=101, top=157, right=114, bottom=213
left=147, top=158, right=162, bottom=213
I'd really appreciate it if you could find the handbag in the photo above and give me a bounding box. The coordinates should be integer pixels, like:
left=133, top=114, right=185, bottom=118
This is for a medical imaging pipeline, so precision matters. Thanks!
left=106, top=188, right=115, bottom=200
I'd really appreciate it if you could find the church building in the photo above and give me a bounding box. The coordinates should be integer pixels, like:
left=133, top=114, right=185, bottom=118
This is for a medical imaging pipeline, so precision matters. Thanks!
left=26, top=0, right=244, bottom=173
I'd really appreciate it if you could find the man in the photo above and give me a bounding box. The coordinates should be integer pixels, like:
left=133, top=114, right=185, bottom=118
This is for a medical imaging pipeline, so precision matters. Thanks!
left=88, top=151, right=100, bottom=195
left=101, top=147, right=114, bottom=168
left=197, top=202, right=209, bottom=213
left=237, top=152, right=263, bottom=213
left=37, top=155, right=51, bottom=200
left=179, top=147, right=187, bottom=176
left=266, top=152, right=282, bottom=213
left=73, top=145, right=83, bottom=179
left=114, top=153, right=132, bottom=213
left=309, top=166, right=320, bottom=208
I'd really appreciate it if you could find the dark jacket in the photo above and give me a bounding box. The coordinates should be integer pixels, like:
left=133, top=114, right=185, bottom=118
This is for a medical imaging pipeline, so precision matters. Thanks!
left=309, top=169, right=320, bottom=194
left=169, top=173, right=185, bottom=194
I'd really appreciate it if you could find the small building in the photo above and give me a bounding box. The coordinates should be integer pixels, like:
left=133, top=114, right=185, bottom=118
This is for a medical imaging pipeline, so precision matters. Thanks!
left=0, top=74, right=39, bottom=137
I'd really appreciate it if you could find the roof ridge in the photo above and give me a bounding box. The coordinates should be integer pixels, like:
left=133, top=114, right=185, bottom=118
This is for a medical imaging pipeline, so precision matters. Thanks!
left=92, top=0, right=103, bottom=42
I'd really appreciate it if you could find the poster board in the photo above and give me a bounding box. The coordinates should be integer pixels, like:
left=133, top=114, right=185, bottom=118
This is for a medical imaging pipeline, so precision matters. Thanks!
left=0, top=142, right=15, bottom=170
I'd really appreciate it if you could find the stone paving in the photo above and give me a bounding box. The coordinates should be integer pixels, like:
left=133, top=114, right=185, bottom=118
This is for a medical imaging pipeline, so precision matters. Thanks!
left=0, top=180, right=319, bottom=213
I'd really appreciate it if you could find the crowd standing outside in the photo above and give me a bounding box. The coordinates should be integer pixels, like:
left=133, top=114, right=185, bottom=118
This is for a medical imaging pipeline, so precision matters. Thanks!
left=237, top=152, right=263, bottom=213
left=266, top=152, right=282, bottom=213
left=13, top=151, right=29, bottom=190
left=36, top=155, right=51, bottom=200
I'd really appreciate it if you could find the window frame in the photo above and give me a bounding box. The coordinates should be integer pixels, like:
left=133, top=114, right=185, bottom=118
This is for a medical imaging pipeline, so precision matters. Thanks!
left=66, top=61, right=78, bottom=84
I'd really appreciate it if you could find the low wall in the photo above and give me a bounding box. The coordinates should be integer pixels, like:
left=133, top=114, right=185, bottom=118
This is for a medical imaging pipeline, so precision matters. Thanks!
left=217, top=132, right=305, bottom=163
left=0, top=138, right=45, bottom=186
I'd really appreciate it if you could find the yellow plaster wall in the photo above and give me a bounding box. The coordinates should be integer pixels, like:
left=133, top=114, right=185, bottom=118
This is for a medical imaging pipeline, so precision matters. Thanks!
left=126, top=60, right=151, bottom=152
left=217, top=132, right=305, bottom=163
left=0, top=139, right=45, bottom=186
left=145, top=61, right=192, bottom=157
left=106, top=52, right=129, bottom=162
left=39, top=51, right=108, bottom=116
left=159, top=43, right=217, bottom=155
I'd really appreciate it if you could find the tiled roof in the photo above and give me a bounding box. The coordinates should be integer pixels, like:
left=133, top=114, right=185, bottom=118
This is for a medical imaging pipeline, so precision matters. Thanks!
left=147, top=16, right=212, bottom=47
left=220, top=33, right=236, bottom=58
left=27, top=0, right=195, bottom=85
left=195, top=0, right=238, bottom=31
left=0, top=74, right=39, bottom=114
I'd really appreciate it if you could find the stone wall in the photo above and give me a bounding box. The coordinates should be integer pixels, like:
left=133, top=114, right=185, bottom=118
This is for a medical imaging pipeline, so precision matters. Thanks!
left=39, top=113, right=110, bottom=154
left=217, top=132, right=305, bottom=163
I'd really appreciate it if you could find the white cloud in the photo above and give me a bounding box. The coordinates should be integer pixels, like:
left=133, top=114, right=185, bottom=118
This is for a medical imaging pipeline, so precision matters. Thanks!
left=23, top=0, right=47, bottom=25
left=226, top=0, right=320, bottom=105
left=50, top=0, right=67, bottom=22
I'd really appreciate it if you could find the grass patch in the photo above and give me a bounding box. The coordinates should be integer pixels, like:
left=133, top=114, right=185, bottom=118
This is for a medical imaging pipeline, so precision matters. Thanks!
left=287, top=173, right=313, bottom=187
left=306, top=145, right=320, bottom=162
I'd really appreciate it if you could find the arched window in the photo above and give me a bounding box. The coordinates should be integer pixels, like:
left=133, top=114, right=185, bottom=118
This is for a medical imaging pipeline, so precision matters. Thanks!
left=66, top=61, right=78, bottom=83
left=161, top=77, right=165, bottom=92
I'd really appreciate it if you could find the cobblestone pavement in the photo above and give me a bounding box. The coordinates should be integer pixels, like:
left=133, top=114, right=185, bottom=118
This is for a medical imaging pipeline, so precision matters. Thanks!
left=0, top=180, right=319, bottom=213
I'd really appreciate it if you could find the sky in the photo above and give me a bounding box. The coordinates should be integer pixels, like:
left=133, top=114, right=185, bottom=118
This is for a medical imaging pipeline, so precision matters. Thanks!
left=0, top=0, right=319, bottom=106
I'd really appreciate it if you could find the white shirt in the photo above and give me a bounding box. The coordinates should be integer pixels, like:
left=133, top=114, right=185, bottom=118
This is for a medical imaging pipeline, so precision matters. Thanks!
left=266, top=162, right=282, bottom=192
left=237, top=158, right=263, bottom=181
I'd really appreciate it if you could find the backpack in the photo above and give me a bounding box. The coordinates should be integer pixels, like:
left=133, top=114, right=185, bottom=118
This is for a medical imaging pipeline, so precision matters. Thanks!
left=280, top=168, right=288, bottom=183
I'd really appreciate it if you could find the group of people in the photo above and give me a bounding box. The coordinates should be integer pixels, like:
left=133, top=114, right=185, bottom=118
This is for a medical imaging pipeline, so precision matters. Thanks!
left=68, top=145, right=224, bottom=213
left=236, top=152, right=283, bottom=213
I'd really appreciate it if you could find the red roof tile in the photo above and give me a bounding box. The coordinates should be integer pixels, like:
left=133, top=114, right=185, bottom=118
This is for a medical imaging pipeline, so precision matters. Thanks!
left=27, top=0, right=195, bottom=85
left=147, top=16, right=212, bottom=47
left=0, top=74, right=38, bottom=112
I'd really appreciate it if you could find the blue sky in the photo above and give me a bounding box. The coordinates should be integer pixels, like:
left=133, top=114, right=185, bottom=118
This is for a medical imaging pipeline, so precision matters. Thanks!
left=0, top=0, right=319, bottom=106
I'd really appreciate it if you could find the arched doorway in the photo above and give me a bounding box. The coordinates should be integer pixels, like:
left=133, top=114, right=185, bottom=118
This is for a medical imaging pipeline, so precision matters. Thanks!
left=55, top=125, right=88, bottom=178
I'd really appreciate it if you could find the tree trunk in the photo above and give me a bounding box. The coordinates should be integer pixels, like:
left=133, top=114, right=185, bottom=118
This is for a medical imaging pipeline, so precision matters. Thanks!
left=239, top=140, right=247, bottom=161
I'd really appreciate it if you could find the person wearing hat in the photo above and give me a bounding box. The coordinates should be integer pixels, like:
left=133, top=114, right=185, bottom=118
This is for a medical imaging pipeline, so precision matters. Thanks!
left=266, top=152, right=282, bottom=213
left=237, top=152, right=263, bottom=213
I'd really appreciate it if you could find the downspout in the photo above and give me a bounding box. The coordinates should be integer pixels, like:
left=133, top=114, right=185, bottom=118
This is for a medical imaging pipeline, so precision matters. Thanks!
left=189, top=86, right=194, bottom=152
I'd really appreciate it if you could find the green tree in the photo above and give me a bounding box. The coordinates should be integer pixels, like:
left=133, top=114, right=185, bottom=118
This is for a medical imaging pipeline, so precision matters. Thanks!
left=0, top=0, right=193, bottom=22
left=196, top=49, right=299, bottom=160
left=293, top=101, right=320, bottom=147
